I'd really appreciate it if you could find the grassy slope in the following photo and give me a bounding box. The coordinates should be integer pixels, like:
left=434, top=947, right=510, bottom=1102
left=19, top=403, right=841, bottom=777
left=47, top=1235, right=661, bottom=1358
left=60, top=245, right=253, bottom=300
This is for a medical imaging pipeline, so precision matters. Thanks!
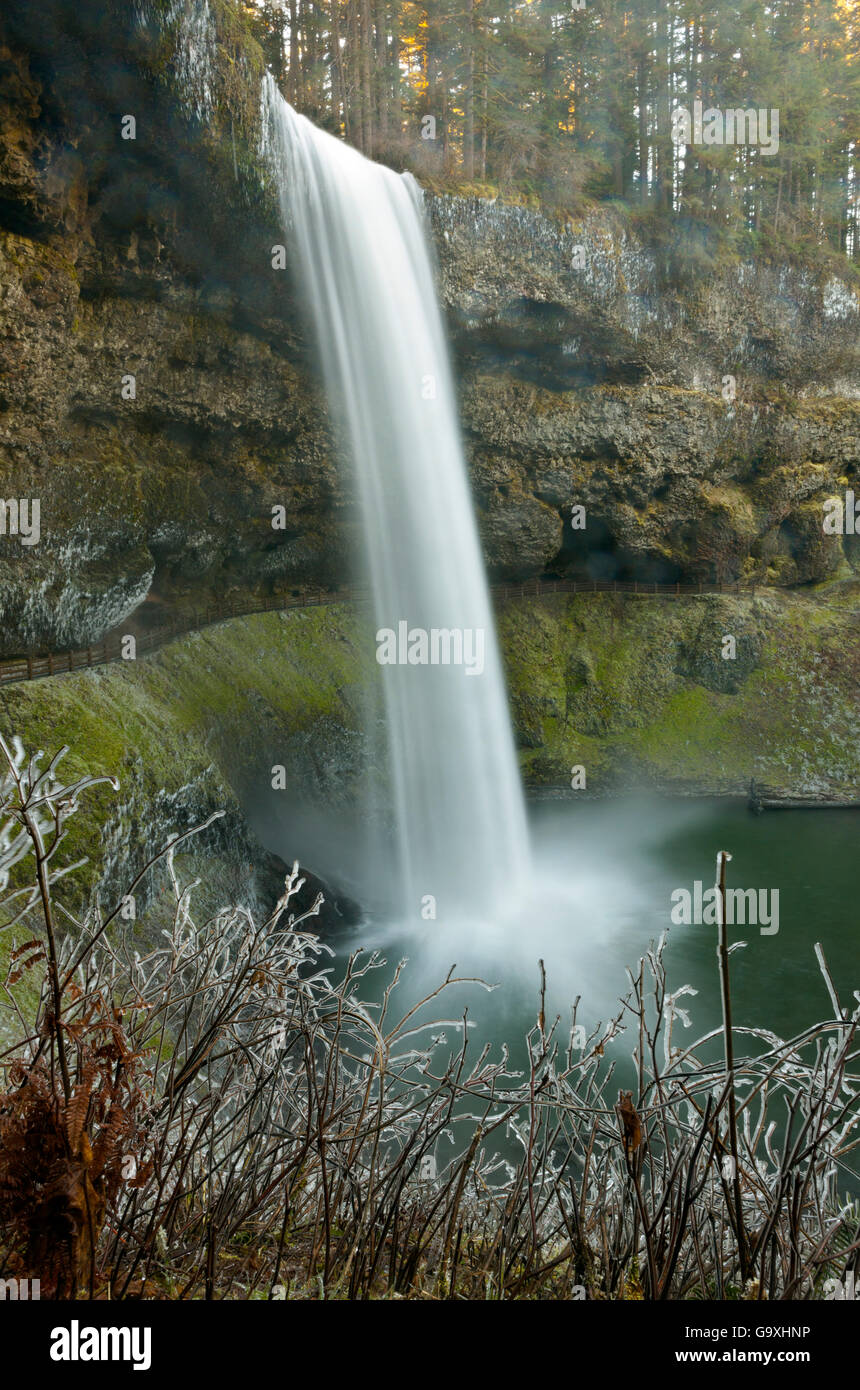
left=1, top=585, right=856, bottom=833
left=0, top=605, right=370, bottom=905
left=500, top=583, right=860, bottom=796
left=1, top=585, right=856, bottom=1022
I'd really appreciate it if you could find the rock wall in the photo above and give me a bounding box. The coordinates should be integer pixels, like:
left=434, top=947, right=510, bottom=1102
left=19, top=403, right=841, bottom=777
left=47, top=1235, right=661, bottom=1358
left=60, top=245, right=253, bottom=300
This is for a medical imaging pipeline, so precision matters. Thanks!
left=1, top=0, right=859, bottom=658
left=499, top=586, right=860, bottom=798
left=0, top=0, right=352, bottom=658
left=431, top=198, right=860, bottom=585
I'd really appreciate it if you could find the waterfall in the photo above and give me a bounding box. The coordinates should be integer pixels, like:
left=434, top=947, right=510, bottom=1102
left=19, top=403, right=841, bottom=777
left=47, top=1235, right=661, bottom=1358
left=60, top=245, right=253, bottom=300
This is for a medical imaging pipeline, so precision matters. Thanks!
left=260, top=78, right=530, bottom=922
left=136, top=0, right=216, bottom=122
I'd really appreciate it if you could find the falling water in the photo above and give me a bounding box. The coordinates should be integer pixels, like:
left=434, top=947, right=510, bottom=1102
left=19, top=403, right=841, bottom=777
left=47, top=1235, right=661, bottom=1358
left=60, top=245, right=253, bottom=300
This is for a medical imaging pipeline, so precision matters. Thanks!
left=136, top=0, right=216, bottom=122
left=260, top=77, right=530, bottom=922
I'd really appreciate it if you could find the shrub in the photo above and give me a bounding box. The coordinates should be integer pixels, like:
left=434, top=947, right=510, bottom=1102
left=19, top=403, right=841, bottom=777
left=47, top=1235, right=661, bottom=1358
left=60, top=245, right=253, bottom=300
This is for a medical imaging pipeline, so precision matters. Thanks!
left=0, top=734, right=857, bottom=1299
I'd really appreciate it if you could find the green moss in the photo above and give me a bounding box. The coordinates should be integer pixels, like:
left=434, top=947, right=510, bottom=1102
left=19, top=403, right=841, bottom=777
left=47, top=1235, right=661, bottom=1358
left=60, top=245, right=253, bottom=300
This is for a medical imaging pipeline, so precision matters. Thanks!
left=0, top=605, right=375, bottom=886
left=502, top=586, right=860, bottom=795
left=0, top=928, right=47, bottom=1048
left=1, top=584, right=857, bottom=907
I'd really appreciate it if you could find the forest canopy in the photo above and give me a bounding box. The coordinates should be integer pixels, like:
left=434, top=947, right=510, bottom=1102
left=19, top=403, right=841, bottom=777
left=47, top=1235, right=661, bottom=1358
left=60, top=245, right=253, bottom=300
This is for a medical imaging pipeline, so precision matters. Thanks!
left=243, top=0, right=859, bottom=262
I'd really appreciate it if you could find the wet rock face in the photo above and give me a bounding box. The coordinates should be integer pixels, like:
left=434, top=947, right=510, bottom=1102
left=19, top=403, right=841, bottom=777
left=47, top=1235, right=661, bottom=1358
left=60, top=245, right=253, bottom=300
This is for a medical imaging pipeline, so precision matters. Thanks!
left=0, top=203, right=343, bottom=655
left=428, top=198, right=860, bottom=394
left=499, top=586, right=860, bottom=799
left=0, top=0, right=350, bottom=656
left=0, top=0, right=858, bottom=658
left=674, top=599, right=766, bottom=695
left=429, top=196, right=860, bottom=586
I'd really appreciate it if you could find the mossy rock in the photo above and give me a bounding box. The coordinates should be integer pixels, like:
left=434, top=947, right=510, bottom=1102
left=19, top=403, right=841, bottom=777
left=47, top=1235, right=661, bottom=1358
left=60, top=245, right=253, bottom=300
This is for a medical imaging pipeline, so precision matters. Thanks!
left=675, top=599, right=766, bottom=694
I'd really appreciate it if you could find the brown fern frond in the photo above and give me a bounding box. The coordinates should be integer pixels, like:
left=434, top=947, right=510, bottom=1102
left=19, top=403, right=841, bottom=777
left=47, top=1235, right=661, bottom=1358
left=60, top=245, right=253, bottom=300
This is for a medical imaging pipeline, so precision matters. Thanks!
left=65, top=1064, right=97, bottom=1154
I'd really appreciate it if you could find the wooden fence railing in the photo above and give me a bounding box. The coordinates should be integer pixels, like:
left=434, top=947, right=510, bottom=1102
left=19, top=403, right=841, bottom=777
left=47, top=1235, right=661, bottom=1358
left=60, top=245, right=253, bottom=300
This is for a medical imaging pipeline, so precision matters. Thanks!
left=0, top=576, right=756, bottom=688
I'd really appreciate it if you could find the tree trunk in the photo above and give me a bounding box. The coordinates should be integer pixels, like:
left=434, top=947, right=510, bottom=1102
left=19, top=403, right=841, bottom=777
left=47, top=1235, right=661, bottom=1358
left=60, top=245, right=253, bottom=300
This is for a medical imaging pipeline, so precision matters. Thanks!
left=390, top=0, right=402, bottom=142
left=464, top=0, right=475, bottom=179
left=331, top=0, right=349, bottom=140
left=480, top=46, right=488, bottom=180
left=637, top=55, right=649, bottom=203
left=359, top=0, right=373, bottom=153
left=347, top=0, right=361, bottom=148
left=288, top=0, right=299, bottom=105
left=374, top=0, right=388, bottom=149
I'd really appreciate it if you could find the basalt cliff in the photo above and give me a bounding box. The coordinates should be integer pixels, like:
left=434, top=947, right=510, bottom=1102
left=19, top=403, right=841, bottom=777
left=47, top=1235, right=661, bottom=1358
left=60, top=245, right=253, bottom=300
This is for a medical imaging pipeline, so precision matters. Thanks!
left=2, top=0, right=859, bottom=655
left=0, top=0, right=858, bottom=915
